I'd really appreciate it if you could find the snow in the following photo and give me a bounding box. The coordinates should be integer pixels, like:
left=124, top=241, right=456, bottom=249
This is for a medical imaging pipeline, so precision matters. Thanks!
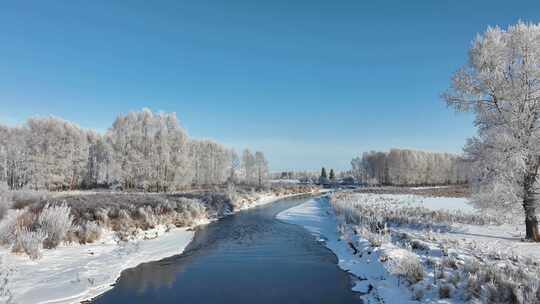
left=269, top=179, right=301, bottom=184
left=277, top=197, right=417, bottom=303
left=408, top=186, right=452, bottom=190
left=1, top=226, right=194, bottom=304
left=378, top=194, right=475, bottom=213
left=1, top=191, right=306, bottom=304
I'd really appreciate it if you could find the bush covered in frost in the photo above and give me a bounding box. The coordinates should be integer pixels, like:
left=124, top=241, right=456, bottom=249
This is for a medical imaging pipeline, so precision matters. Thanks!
left=38, top=203, right=73, bottom=249
left=389, top=251, right=425, bottom=284
left=75, top=221, right=102, bottom=244
left=12, top=226, right=46, bottom=260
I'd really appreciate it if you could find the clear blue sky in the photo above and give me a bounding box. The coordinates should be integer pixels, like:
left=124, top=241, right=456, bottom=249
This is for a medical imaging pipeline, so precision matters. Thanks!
left=0, top=1, right=538, bottom=171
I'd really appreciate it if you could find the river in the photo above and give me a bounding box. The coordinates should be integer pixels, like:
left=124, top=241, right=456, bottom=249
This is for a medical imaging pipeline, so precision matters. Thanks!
left=93, top=195, right=360, bottom=303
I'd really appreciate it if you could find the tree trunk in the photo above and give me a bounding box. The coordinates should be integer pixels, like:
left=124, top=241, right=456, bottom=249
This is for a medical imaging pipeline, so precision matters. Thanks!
left=523, top=191, right=540, bottom=241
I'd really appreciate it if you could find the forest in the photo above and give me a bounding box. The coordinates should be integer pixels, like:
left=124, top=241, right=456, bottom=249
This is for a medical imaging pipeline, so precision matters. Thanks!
left=0, top=108, right=269, bottom=192
left=350, top=149, right=469, bottom=186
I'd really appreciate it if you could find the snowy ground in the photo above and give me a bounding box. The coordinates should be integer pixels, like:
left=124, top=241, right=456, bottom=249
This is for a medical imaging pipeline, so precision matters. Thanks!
left=0, top=191, right=311, bottom=304
left=278, top=193, right=540, bottom=303
left=0, top=226, right=194, bottom=304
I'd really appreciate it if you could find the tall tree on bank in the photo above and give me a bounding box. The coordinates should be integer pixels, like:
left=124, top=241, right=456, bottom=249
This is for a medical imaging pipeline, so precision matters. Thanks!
left=443, top=22, right=540, bottom=241
left=254, top=151, right=269, bottom=187
left=241, top=149, right=256, bottom=185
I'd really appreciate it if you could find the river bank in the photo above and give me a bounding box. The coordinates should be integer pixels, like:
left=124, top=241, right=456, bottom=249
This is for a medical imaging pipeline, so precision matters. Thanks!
left=277, top=196, right=415, bottom=303
left=279, top=192, right=540, bottom=303
left=0, top=189, right=320, bottom=304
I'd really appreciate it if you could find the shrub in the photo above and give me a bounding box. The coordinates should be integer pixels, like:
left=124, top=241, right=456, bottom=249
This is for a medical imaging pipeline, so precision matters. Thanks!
left=38, top=203, right=73, bottom=249
left=134, top=206, right=157, bottom=229
left=12, top=226, right=46, bottom=260
left=438, top=283, right=454, bottom=299
left=390, top=252, right=425, bottom=284
left=76, top=221, right=102, bottom=244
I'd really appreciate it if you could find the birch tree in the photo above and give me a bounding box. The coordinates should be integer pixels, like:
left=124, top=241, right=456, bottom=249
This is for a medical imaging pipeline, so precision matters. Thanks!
left=443, top=22, right=540, bottom=241
left=352, top=149, right=467, bottom=186
left=254, top=151, right=269, bottom=187
left=241, top=149, right=255, bottom=185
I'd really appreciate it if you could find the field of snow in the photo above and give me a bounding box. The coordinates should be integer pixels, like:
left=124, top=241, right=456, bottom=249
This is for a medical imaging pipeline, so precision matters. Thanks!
left=279, top=193, right=540, bottom=303
left=0, top=191, right=308, bottom=304
left=364, top=194, right=475, bottom=213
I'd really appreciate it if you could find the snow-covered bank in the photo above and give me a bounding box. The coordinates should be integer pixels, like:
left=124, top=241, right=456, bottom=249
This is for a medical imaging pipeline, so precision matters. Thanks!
left=277, top=197, right=415, bottom=303
left=278, top=194, right=540, bottom=303
left=1, top=191, right=315, bottom=304
left=315, top=192, right=540, bottom=303
left=0, top=226, right=194, bottom=304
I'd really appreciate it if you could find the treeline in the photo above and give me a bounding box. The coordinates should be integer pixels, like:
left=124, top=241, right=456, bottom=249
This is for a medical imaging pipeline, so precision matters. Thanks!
left=0, top=108, right=269, bottom=191
left=351, top=149, right=469, bottom=186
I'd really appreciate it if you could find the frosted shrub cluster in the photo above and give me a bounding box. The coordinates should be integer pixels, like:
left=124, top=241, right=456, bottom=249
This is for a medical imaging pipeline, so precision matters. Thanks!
left=39, top=203, right=73, bottom=249
left=12, top=227, right=46, bottom=260
left=331, top=193, right=502, bottom=230
left=389, top=251, right=424, bottom=284
left=0, top=202, right=74, bottom=258
left=75, top=221, right=102, bottom=244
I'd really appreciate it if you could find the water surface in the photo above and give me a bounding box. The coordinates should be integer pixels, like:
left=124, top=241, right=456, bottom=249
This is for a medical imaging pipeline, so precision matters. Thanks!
left=94, top=196, right=360, bottom=304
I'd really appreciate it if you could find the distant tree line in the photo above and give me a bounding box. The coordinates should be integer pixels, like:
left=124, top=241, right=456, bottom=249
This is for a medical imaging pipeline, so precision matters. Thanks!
left=350, top=149, right=469, bottom=186
left=0, top=108, right=269, bottom=191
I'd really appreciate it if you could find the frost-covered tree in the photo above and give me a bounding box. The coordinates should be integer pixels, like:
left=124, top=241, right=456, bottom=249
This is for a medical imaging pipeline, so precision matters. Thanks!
left=107, top=109, right=192, bottom=191
left=84, top=131, right=113, bottom=187
left=241, top=149, right=256, bottom=185
left=0, top=125, right=31, bottom=190
left=25, top=117, right=88, bottom=190
left=189, top=139, right=231, bottom=187
left=443, top=22, right=540, bottom=241
left=228, top=149, right=240, bottom=183
left=351, top=149, right=467, bottom=186
left=254, top=151, right=269, bottom=187
left=0, top=109, right=270, bottom=192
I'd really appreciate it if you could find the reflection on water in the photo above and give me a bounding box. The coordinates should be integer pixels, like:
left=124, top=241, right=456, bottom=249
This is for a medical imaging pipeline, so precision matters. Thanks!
left=94, top=196, right=360, bottom=304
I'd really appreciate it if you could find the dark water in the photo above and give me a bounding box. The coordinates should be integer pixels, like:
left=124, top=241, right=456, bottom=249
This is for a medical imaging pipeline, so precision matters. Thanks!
left=93, top=196, right=360, bottom=304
